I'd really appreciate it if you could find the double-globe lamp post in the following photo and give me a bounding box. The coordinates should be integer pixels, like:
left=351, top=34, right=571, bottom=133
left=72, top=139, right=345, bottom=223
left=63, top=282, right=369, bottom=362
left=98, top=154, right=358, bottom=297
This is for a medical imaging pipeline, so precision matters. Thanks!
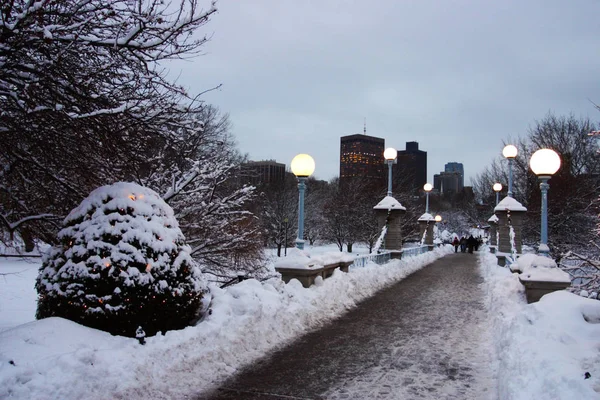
left=493, top=182, right=502, bottom=206
left=291, top=154, right=315, bottom=250
left=423, top=183, right=433, bottom=213
left=502, top=145, right=518, bottom=197
left=384, top=147, right=397, bottom=197
left=529, top=149, right=561, bottom=256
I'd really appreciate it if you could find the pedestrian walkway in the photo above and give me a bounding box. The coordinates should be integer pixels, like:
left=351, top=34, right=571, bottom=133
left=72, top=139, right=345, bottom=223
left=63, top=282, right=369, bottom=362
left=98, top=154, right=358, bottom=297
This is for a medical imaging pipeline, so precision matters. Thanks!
left=198, top=252, right=497, bottom=400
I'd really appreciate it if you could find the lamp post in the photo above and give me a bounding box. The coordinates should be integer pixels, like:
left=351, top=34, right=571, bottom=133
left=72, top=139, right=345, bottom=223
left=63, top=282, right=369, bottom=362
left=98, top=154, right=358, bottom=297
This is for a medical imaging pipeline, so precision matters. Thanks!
left=502, top=145, right=518, bottom=197
left=529, top=149, right=561, bottom=256
left=493, top=182, right=502, bottom=206
left=291, top=154, right=315, bottom=250
left=284, top=218, right=289, bottom=256
left=423, top=183, right=433, bottom=213
left=383, top=147, right=397, bottom=197
left=434, top=215, right=442, bottom=223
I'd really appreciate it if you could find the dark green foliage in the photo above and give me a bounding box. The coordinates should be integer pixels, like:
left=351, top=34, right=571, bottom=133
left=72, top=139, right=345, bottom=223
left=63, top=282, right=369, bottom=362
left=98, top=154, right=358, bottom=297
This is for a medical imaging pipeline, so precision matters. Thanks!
left=35, top=182, right=207, bottom=338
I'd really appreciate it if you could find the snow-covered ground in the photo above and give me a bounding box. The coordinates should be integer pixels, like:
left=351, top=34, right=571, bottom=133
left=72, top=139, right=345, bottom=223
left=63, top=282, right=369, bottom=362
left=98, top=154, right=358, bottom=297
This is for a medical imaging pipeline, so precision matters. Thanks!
left=1, top=245, right=600, bottom=399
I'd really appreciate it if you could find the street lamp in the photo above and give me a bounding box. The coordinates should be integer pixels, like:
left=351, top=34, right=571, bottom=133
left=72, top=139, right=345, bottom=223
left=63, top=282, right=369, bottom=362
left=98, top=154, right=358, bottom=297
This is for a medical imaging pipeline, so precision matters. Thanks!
left=529, top=149, right=561, bottom=256
left=493, top=182, right=502, bottom=206
left=291, top=154, right=315, bottom=250
left=383, top=147, right=397, bottom=197
left=284, top=218, right=289, bottom=256
left=502, top=144, right=518, bottom=197
left=423, top=183, right=433, bottom=213
left=434, top=215, right=442, bottom=223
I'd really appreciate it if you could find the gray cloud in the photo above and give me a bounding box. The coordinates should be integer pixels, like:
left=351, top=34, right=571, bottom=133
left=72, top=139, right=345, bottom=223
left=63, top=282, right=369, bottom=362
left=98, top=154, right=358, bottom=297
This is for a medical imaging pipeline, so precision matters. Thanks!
left=168, top=0, right=600, bottom=185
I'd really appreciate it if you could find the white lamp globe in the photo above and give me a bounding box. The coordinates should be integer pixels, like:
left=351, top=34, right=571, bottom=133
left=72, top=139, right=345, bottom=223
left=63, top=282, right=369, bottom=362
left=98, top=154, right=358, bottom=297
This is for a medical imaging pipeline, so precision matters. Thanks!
left=435, top=215, right=442, bottom=222
left=291, top=154, right=315, bottom=177
left=383, top=147, right=397, bottom=161
left=423, top=183, right=433, bottom=192
left=530, top=149, right=561, bottom=177
left=493, top=183, right=502, bottom=192
left=502, top=144, right=518, bottom=159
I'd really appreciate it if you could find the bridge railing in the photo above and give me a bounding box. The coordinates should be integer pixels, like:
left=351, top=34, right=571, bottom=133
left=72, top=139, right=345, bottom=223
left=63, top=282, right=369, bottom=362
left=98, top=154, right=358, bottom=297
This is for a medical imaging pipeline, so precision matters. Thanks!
left=401, top=246, right=429, bottom=258
left=350, top=251, right=392, bottom=268
left=350, top=245, right=429, bottom=268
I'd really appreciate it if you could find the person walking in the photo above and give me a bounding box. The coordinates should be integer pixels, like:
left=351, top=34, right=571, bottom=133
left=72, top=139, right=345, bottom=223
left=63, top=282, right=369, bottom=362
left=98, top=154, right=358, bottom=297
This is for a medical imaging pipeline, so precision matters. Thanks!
left=467, top=235, right=477, bottom=254
left=459, top=236, right=467, bottom=253
left=452, top=237, right=460, bottom=253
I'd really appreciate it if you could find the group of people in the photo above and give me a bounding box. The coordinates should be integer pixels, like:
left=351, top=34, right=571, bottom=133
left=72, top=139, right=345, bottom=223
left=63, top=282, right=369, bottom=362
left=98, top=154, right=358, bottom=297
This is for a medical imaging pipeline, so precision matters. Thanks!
left=452, top=235, right=482, bottom=254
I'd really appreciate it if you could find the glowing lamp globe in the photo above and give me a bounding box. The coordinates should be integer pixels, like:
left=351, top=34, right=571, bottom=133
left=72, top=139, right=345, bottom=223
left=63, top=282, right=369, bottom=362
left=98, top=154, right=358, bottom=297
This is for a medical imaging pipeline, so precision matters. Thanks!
left=423, top=183, right=433, bottom=192
left=435, top=215, right=442, bottom=223
left=384, top=147, right=397, bottom=161
left=530, top=149, right=561, bottom=177
left=493, top=183, right=502, bottom=192
left=502, top=144, right=518, bottom=159
left=291, top=154, right=315, bottom=177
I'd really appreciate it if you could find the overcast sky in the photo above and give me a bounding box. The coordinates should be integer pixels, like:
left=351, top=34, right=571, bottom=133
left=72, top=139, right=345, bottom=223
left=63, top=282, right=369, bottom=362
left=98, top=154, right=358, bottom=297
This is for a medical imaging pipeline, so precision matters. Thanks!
left=168, top=0, right=600, bottom=185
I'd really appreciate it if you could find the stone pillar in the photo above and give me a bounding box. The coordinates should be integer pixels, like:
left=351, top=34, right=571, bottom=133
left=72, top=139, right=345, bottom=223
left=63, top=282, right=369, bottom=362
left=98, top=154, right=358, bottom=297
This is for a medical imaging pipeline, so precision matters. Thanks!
left=488, top=214, right=498, bottom=253
left=375, top=208, right=405, bottom=250
left=495, top=197, right=527, bottom=266
left=418, top=213, right=435, bottom=251
left=373, top=196, right=407, bottom=251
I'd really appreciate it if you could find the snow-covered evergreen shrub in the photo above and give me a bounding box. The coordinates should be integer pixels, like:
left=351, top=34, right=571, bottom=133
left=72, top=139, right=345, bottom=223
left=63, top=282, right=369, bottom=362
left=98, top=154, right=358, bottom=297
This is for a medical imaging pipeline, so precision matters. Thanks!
left=36, top=182, right=207, bottom=337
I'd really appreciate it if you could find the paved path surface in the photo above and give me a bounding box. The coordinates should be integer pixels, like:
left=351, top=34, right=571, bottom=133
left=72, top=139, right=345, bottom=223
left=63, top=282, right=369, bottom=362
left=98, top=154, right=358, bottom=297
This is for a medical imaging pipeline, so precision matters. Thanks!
left=198, top=252, right=497, bottom=400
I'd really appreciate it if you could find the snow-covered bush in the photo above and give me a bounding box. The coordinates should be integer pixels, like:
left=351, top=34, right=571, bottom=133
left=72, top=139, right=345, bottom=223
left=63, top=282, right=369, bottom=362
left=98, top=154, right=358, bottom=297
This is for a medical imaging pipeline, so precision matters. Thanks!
left=36, top=182, right=207, bottom=337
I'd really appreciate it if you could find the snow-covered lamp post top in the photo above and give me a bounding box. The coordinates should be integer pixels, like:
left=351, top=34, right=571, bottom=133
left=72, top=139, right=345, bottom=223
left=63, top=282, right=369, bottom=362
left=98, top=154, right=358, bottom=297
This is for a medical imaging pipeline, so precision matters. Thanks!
left=502, top=144, right=518, bottom=159
left=383, top=147, right=397, bottom=161
left=291, top=154, right=315, bottom=177
left=530, top=149, right=561, bottom=178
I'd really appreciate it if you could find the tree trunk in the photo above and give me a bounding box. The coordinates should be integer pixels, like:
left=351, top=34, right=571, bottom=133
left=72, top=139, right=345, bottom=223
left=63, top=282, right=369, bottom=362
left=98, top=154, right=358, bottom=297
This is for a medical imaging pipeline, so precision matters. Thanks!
left=347, top=243, right=353, bottom=253
left=277, top=244, right=282, bottom=257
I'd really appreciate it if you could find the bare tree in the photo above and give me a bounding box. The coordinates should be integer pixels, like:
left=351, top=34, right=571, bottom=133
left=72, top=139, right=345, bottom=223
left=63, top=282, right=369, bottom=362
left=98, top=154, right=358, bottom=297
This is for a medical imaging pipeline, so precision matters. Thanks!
left=0, top=0, right=217, bottom=242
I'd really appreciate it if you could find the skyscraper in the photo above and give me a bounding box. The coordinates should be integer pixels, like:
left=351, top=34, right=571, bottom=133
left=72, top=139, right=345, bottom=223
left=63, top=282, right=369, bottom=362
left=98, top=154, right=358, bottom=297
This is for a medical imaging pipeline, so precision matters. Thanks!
left=433, top=162, right=464, bottom=193
left=339, top=133, right=385, bottom=183
left=393, top=141, right=427, bottom=193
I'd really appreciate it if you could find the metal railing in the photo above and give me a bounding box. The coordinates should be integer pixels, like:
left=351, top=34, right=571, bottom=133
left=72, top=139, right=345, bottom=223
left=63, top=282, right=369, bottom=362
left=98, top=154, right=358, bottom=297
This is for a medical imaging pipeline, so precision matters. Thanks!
left=350, top=246, right=429, bottom=268
left=401, top=246, right=429, bottom=258
left=350, top=251, right=392, bottom=268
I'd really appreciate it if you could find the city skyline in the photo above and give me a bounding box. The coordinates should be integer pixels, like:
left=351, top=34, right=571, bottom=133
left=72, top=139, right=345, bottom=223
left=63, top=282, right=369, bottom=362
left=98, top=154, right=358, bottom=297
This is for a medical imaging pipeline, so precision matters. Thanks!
left=166, top=1, right=600, bottom=186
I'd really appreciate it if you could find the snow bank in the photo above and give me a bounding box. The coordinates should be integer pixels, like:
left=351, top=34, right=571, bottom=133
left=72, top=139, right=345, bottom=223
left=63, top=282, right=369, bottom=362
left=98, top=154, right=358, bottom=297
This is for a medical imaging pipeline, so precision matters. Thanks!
left=274, top=247, right=355, bottom=269
left=518, top=253, right=571, bottom=283
left=479, top=250, right=600, bottom=399
left=0, top=246, right=452, bottom=400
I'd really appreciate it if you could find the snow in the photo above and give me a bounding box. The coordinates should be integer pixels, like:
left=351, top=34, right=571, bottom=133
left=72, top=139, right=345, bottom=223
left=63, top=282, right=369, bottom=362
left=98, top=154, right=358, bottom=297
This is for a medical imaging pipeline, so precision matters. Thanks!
left=517, top=253, right=571, bottom=283
left=494, top=196, right=528, bottom=212
left=480, top=250, right=600, bottom=399
left=372, top=195, right=406, bottom=211
left=1, top=245, right=600, bottom=399
left=488, top=214, right=499, bottom=223
left=417, top=212, right=435, bottom=221
left=274, top=247, right=355, bottom=270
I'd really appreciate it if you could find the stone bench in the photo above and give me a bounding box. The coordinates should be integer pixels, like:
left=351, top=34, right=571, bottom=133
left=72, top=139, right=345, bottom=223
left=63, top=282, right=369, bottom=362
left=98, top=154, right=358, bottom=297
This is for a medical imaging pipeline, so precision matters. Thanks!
left=275, top=261, right=353, bottom=288
left=518, top=277, right=571, bottom=303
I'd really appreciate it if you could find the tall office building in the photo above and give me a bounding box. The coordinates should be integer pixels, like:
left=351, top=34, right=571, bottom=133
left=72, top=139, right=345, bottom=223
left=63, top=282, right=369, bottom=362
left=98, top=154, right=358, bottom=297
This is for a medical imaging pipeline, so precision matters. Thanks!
left=241, top=160, right=286, bottom=185
left=445, top=162, right=464, bottom=188
left=392, top=141, right=427, bottom=193
left=339, top=133, right=385, bottom=182
left=433, top=162, right=464, bottom=193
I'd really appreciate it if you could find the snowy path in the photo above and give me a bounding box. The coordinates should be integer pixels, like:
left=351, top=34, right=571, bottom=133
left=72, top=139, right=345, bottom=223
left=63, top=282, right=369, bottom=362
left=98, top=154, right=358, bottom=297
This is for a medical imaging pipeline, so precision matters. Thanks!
left=199, top=252, right=497, bottom=399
